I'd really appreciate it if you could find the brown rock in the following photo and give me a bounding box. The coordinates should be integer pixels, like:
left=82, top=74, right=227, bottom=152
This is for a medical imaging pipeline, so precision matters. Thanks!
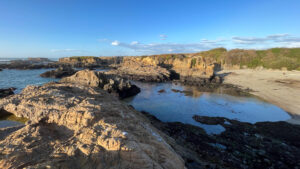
left=0, top=82, right=186, bottom=169
left=60, top=70, right=140, bottom=98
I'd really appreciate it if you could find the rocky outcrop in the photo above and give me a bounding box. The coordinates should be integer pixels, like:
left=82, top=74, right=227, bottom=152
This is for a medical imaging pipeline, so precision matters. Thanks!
left=0, top=82, right=185, bottom=169
left=111, top=55, right=222, bottom=85
left=40, top=66, right=77, bottom=78
left=143, top=111, right=300, bottom=169
left=0, top=88, right=16, bottom=99
left=107, top=58, right=172, bottom=82
left=61, top=70, right=140, bottom=98
left=59, top=56, right=123, bottom=68
left=0, top=59, right=59, bottom=70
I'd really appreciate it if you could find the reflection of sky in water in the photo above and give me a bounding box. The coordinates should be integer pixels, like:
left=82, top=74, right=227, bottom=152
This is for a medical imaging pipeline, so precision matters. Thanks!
left=0, top=69, right=58, bottom=93
left=0, top=120, right=23, bottom=128
left=0, top=70, right=292, bottom=134
left=124, top=81, right=291, bottom=134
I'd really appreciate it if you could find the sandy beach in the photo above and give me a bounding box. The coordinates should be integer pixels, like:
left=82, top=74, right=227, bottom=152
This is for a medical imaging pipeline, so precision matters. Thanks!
left=220, top=69, right=300, bottom=124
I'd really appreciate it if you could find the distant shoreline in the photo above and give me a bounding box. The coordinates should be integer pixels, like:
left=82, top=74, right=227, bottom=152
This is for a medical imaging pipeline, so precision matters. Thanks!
left=221, top=69, right=300, bottom=125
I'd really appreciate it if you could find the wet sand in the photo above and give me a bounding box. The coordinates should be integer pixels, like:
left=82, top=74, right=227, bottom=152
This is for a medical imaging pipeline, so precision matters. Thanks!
left=219, top=69, right=300, bottom=124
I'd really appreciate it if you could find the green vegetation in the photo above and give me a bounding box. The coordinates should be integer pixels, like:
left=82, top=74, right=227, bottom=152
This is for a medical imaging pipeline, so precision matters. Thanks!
left=197, top=48, right=227, bottom=63
left=69, top=56, right=97, bottom=60
left=0, top=113, right=28, bottom=123
left=190, top=58, right=197, bottom=68
left=200, top=47, right=300, bottom=70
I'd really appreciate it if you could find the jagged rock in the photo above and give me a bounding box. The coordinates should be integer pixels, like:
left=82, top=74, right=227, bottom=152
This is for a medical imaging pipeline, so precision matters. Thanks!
left=59, top=56, right=123, bottom=68
left=107, top=58, right=172, bottom=82
left=0, top=82, right=186, bottom=169
left=60, top=70, right=140, bottom=98
left=40, top=66, right=77, bottom=78
left=0, top=87, right=16, bottom=99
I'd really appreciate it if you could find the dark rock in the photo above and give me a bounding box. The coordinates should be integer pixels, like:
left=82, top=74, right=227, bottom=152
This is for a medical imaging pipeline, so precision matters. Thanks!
left=60, top=70, right=140, bottom=99
left=40, top=66, right=77, bottom=78
left=0, top=87, right=16, bottom=99
left=158, top=89, right=166, bottom=93
left=141, top=112, right=300, bottom=169
left=192, top=115, right=225, bottom=125
left=118, top=85, right=140, bottom=99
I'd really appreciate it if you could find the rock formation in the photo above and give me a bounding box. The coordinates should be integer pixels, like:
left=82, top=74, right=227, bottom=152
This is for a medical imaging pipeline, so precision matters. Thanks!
left=107, top=58, right=172, bottom=82
left=40, top=66, right=77, bottom=78
left=61, top=70, right=140, bottom=98
left=0, top=82, right=186, bottom=169
left=106, top=55, right=222, bottom=85
left=0, top=88, right=16, bottom=99
left=59, top=56, right=123, bottom=68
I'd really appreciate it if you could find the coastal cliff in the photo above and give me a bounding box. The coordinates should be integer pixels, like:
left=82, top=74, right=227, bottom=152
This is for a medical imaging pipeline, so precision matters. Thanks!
left=115, top=54, right=221, bottom=84
left=58, top=56, right=123, bottom=68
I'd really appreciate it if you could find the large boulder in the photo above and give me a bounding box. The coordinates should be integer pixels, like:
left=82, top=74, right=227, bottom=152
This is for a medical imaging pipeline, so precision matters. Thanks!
left=0, top=83, right=186, bottom=169
left=60, top=70, right=140, bottom=98
left=40, top=66, right=77, bottom=78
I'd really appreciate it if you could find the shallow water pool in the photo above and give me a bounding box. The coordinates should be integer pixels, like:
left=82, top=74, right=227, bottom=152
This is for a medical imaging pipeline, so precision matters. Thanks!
left=124, top=81, right=291, bottom=134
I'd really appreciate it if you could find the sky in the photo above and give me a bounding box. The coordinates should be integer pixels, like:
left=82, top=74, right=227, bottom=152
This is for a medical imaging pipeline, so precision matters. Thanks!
left=0, top=0, right=300, bottom=58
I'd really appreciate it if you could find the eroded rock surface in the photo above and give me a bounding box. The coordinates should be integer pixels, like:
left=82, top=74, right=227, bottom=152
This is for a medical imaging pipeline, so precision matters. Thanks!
left=61, top=70, right=140, bottom=98
left=107, top=58, right=172, bottom=82
left=40, top=66, right=77, bottom=78
left=0, top=82, right=185, bottom=169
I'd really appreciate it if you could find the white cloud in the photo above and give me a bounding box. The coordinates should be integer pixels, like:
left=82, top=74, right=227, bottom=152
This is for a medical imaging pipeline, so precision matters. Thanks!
left=105, top=33, right=300, bottom=55
left=50, top=49, right=82, bottom=53
left=111, top=40, right=120, bottom=46
left=160, top=34, right=168, bottom=40
left=232, top=33, right=300, bottom=45
left=110, top=40, right=223, bottom=54
left=131, top=41, right=139, bottom=45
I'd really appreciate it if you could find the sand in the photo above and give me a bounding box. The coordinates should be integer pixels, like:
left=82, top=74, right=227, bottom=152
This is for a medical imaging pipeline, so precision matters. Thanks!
left=219, top=69, right=300, bottom=124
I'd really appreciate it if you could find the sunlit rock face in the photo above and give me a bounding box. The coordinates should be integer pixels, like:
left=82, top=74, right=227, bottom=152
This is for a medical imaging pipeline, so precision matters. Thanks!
left=106, top=58, right=172, bottom=82
left=60, top=70, right=141, bottom=99
left=0, top=82, right=185, bottom=169
left=107, top=55, right=221, bottom=85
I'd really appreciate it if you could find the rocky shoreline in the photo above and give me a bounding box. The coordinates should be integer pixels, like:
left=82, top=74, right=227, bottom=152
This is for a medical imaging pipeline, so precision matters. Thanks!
left=1, top=68, right=300, bottom=168
left=142, top=111, right=300, bottom=169
left=1, top=54, right=300, bottom=168
left=0, top=82, right=185, bottom=169
left=40, top=66, right=78, bottom=78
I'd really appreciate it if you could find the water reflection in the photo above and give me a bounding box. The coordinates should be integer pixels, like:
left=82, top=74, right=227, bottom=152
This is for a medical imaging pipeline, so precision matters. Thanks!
left=0, top=113, right=27, bottom=128
left=124, top=81, right=291, bottom=134
left=0, top=69, right=58, bottom=93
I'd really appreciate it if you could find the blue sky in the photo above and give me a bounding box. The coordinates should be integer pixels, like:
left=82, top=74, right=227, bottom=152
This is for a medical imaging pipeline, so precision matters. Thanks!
left=0, top=0, right=300, bottom=58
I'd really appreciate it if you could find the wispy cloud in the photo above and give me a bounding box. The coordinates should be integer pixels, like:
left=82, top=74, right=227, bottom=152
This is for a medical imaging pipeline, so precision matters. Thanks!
left=232, top=33, right=294, bottom=45
left=101, top=33, right=300, bottom=55
left=160, top=34, right=168, bottom=40
left=50, top=49, right=83, bottom=53
left=110, top=40, right=224, bottom=54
